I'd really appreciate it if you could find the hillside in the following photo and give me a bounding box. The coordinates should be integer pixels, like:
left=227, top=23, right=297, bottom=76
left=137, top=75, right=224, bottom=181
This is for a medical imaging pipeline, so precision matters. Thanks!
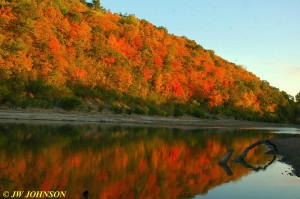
left=0, top=0, right=299, bottom=123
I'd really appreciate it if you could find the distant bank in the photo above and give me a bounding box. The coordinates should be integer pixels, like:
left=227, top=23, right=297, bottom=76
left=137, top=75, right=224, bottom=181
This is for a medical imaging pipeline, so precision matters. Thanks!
left=0, top=108, right=296, bottom=128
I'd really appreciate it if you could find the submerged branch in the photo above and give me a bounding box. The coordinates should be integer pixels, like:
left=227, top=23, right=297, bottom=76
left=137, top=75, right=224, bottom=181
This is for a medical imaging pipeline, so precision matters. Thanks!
left=219, top=148, right=234, bottom=165
left=218, top=148, right=234, bottom=176
left=238, top=155, right=277, bottom=172
left=219, top=139, right=278, bottom=176
left=233, top=140, right=278, bottom=163
left=219, top=162, right=233, bottom=176
left=233, top=140, right=264, bottom=162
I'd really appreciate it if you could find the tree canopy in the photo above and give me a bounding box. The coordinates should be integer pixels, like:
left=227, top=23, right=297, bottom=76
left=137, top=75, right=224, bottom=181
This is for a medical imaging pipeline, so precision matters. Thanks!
left=0, top=0, right=298, bottom=124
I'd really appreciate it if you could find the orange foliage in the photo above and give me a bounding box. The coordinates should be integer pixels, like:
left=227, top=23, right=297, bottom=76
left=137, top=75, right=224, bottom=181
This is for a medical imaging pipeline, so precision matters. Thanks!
left=48, top=37, right=62, bottom=53
left=0, top=0, right=287, bottom=115
left=72, top=67, right=87, bottom=81
left=99, top=12, right=119, bottom=32
left=0, top=6, right=16, bottom=21
left=142, top=68, right=152, bottom=82
left=171, top=80, right=184, bottom=97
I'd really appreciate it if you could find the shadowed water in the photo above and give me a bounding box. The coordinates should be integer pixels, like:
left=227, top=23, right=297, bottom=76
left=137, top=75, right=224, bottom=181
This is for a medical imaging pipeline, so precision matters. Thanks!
left=0, top=123, right=299, bottom=199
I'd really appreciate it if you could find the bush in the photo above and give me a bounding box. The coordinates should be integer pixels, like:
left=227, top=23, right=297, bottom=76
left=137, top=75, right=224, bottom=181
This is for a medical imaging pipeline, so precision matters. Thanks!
left=98, top=105, right=104, bottom=112
left=134, top=105, right=149, bottom=115
left=111, top=105, right=123, bottom=114
left=174, top=105, right=185, bottom=117
left=18, top=98, right=54, bottom=109
left=174, top=108, right=183, bottom=117
left=71, top=85, right=97, bottom=97
left=125, top=108, right=132, bottom=115
left=0, top=86, right=10, bottom=102
left=191, top=108, right=206, bottom=118
left=57, top=96, right=83, bottom=111
left=26, top=79, right=52, bottom=96
left=147, top=103, right=161, bottom=116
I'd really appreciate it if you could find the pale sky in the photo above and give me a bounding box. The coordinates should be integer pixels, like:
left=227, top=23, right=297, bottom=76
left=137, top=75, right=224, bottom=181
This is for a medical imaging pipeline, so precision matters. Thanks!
left=90, top=0, right=300, bottom=97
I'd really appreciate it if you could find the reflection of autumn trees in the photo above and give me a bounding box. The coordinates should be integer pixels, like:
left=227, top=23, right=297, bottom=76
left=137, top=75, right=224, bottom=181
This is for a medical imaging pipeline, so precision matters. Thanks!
left=0, top=124, right=276, bottom=198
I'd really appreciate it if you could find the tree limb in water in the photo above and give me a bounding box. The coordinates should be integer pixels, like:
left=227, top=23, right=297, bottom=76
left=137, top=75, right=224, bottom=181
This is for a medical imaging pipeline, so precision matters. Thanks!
left=238, top=155, right=277, bottom=172
left=218, top=148, right=234, bottom=176
left=233, top=140, right=277, bottom=162
left=218, top=140, right=278, bottom=176
left=218, top=148, right=234, bottom=165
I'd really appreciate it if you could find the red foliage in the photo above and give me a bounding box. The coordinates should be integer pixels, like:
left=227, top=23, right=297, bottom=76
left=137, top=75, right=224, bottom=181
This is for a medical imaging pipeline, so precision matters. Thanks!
left=0, top=0, right=284, bottom=114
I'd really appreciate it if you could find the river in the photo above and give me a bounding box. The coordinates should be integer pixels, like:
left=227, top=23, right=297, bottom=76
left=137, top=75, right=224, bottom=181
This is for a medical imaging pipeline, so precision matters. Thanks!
left=0, top=123, right=299, bottom=199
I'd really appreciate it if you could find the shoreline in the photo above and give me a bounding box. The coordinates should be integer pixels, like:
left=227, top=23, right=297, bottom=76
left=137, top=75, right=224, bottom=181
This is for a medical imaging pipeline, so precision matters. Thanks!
left=270, top=137, right=300, bottom=177
left=1, top=108, right=300, bottom=177
left=0, top=108, right=296, bottom=128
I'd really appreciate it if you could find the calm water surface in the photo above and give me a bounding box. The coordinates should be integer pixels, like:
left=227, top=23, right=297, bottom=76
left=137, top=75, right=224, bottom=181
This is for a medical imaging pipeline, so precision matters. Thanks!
left=0, top=123, right=299, bottom=199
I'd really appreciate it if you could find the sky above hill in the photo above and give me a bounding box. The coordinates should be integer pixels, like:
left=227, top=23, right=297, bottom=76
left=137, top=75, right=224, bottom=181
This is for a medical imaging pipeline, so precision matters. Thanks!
left=91, top=0, right=300, bottom=97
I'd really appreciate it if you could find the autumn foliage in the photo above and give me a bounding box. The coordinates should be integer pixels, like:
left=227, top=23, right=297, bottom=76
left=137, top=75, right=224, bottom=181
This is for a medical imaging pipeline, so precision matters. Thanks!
left=0, top=0, right=297, bottom=123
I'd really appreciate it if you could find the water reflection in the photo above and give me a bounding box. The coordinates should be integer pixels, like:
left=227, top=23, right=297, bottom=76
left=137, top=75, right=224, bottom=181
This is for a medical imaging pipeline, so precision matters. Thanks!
left=0, top=124, right=283, bottom=198
left=195, top=161, right=300, bottom=199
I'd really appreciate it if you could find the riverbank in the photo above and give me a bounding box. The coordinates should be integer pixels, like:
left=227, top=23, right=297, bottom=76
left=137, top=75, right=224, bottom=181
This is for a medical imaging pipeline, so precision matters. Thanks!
left=1, top=108, right=299, bottom=177
left=270, top=137, right=300, bottom=177
left=0, top=108, right=294, bottom=127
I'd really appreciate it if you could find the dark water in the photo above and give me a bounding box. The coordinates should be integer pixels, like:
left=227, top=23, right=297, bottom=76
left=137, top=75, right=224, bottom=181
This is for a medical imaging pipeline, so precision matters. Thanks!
left=0, top=123, right=299, bottom=199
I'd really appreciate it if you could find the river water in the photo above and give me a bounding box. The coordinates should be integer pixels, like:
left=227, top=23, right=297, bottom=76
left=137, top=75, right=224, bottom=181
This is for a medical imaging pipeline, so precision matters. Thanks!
left=0, top=123, right=299, bottom=199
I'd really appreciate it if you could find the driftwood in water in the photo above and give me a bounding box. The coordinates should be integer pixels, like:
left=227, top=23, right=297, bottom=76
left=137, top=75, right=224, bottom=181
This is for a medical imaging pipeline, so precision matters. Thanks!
left=219, top=162, right=233, bottom=176
left=238, top=155, right=276, bottom=172
left=218, top=148, right=234, bottom=176
left=232, top=140, right=265, bottom=162
left=218, top=139, right=278, bottom=176
left=263, top=140, right=278, bottom=152
left=233, top=140, right=277, bottom=163
left=219, top=148, right=234, bottom=165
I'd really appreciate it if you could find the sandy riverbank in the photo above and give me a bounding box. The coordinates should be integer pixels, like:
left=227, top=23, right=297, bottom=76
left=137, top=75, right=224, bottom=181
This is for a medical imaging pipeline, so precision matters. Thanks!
left=0, top=108, right=294, bottom=128
left=270, top=137, right=300, bottom=177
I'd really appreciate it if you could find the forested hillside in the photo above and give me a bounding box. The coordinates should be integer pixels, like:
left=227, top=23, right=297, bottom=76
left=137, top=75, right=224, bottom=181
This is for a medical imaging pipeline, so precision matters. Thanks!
left=0, top=0, right=299, bottom=123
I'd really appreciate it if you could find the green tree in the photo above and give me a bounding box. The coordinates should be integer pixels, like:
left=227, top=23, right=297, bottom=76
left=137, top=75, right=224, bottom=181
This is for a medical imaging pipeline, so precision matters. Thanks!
left=296, top=91, right=300, bottom=104
left=294, top=92, right=300, bottom=124
left=93, top=0, right=100, bottom=9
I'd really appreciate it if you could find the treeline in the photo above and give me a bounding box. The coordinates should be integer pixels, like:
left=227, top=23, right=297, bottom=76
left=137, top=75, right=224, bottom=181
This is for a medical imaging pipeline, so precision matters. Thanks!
left=0, top=0, right=299, bottom=124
